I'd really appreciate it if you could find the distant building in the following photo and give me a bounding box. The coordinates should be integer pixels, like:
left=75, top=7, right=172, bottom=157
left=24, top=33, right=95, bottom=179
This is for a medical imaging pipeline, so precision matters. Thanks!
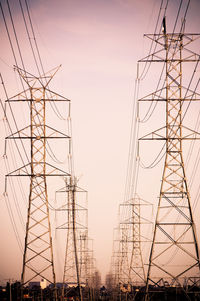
left=40, top=279, right=47, bottom=289
left=48, top=282, right=68, bottom=289
left=29, top=282, right=40, bottom=289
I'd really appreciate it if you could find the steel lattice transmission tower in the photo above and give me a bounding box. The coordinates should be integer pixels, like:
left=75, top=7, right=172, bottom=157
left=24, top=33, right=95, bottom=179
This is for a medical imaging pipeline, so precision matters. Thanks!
left=56, top=176, right=88, bottom=300
left=139, top=24, right=200, bottom=291
left=118, top=224, right=130, bottom=285
left=111, top=228, right=121, bottom=287
left=79, top=232, right=89, bottom=286
left=118, top=200, right=145, bottom=286
left=63, top=177, right=81, bottom=292
left=6, top=66, right=70, bottom=286
left=128, top=196, right=146, bottom=286
left=113, top=205, right=130, bottom=286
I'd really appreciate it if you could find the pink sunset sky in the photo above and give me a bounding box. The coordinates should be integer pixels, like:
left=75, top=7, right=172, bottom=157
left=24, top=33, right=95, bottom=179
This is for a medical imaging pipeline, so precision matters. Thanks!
left=0, top=0, right=200, bottom=284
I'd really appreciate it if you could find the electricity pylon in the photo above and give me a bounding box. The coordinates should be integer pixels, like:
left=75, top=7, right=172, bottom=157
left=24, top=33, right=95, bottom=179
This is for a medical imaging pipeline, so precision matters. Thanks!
left=138, top=24, right=200, bottom=293
left=87, top=240, right=96, bottom=289
left=127, top=196, right=146, bottom=286
left=118, top=224, right=130, bottom=285
left=56, top=176, right=88, bottom=300
left=111, top=228, right=121, bottom=287
left=79, top=232, right=89, bottom=286
left=6, top=66, right=70, bottom=286
left=113, top=204, right=130, bottom=286
left=118, top=196, right=152, bottom=288
left=61, top=177, right=81, bottom=288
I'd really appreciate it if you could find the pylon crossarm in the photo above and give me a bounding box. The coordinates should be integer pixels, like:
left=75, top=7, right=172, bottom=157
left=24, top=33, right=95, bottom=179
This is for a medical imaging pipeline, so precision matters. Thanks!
left=183, top=34, right=200, bottom=45
left=144, top=33, right=200, bottom=45
left=40, top=65, right=62, bottom=87
left=184, top=46, right=200, bottom=58
left=6, top=125, right=30, bottom=138
left=45, top=88, right=71, bottom=101
left=138, top=48, right=165, bottom=62
left=144, top=33, right=166, bottom=46
left=139, top=126, right=166, bottom=140
left=6, top=88, right=30, bottom=101
left=6, top=163, right=70, bottom=177
left=6, top=163, right=30, bottom=176
left=138, top=88, right=166, bottom=101
left=14, top=65, right=61, bottom=88
left=46, top=162, right=70, bottom=176
left=138, top=85, right=200, bottom=103
left=7, top=126, right=70, bottom=139
left=123, top=215, right=152, bottom=226
left=14, top=67, right=38, bottom=88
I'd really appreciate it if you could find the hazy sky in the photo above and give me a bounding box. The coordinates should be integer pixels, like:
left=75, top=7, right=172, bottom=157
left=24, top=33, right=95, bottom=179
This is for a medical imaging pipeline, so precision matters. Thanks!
left=0, top=0, right=200, bottom=284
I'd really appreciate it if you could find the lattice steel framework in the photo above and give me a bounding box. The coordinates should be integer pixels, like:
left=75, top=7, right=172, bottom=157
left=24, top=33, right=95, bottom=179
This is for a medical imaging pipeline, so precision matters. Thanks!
left=117, top=223, right=130, bottom=285
left=56, top=176, right=88, bottom=300
left=61, top=177, right=80, bottom=288
left=6, top=66, right=70, bottom=286
left=120, top=227, right=129, bottom=285
left=127, top=196, right=146, bottom=286
left=110, top=228, right=121, bottom=287
left=139, top=31, right=200, bottom=292
left=79, top=233, right=89, bottom=286
left=87, top=242, right=96, bottom=289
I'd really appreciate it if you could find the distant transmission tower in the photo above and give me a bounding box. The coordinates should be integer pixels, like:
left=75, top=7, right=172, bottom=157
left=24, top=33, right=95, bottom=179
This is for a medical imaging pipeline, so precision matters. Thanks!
left=127, top=196, right=146, bottom=286
left=79, top=232, right=89, bottom=286
left=6, top=66, right=70, bottom=286
left=61, top=177, right=81, bottom=287
left=118, top=224, right=130, bottom=285
left=139, top=21, right=200, bottom=292
left=111, top=228, right=121, bottom=287
left=56, top=176, right=88, bottom=300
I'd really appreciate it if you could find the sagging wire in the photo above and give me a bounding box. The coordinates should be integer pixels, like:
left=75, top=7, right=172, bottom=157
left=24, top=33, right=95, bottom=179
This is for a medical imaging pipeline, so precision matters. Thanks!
left=139, top=0, right=185, bottom=125
left=120, top=2, right=172, bottom=279
left=25, top=0, right=66, bottom=121
left=2, top=0, right=70, bottom=206
left=139, top=142, right=166, bottom=169
left=137, top=0, right=170, bottom=124
left=138, top=0, right=190, bottom=167
left=124, top=76, right=140, bottom=202
left=4, top=192, right=24, bottom=253
left=139, top=0, right=169, bottom=81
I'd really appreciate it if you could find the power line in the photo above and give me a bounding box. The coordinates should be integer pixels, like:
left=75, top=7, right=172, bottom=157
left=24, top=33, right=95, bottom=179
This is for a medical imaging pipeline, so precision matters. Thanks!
left=24, top=0, right=67, bottom=121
